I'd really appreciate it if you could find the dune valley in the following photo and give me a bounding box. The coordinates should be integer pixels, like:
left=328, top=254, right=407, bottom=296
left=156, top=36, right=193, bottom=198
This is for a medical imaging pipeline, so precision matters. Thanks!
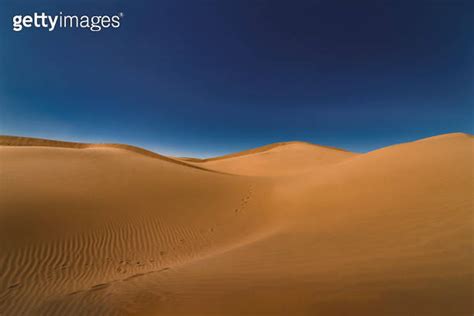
left=0, top=133, right=472, bottom=315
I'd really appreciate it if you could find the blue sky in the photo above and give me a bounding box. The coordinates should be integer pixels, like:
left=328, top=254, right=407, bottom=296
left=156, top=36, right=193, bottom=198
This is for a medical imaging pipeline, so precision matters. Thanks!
left=1, top=0, right=473, bottom=157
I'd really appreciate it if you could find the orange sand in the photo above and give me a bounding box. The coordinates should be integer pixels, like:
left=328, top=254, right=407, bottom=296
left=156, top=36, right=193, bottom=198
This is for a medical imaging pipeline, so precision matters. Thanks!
left=0, top=133, right=472, bottom=315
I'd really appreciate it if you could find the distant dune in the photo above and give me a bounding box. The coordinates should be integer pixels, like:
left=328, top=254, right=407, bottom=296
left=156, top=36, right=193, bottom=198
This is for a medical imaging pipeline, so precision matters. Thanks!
left=0, top=135, right=216, bottom=173
left=0, top=133, right=472, bottom=315
left=181, top=141, right=358, bottom=176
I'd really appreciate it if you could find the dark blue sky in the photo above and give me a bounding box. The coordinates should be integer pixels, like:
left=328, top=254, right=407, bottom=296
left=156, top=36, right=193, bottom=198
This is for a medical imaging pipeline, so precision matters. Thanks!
left=1, top=0, right=473, bottom=157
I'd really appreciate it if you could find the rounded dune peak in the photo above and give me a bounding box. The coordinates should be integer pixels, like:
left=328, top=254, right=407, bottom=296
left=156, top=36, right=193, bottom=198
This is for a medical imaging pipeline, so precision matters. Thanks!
left=192, top=140, right=353, bottom=163
left=185, top=140, right=357, bottom=177
left=411, top=132, right=473, bottom=143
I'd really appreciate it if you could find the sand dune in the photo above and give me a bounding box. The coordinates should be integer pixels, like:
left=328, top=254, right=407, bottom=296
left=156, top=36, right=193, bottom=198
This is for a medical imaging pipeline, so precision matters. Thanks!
left=182, top=141, right=358, bottom=176
left=0, top=136, right=216, bottom=173
left=0, top=133, right=472, bottom=315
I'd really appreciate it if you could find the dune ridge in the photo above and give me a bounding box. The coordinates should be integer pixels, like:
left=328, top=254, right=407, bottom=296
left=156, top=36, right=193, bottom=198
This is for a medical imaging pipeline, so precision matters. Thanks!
left=180, top=140, right=352, bottom=162
left=184, top=141, right=359, bottom=176
left=0, top=132, right=472, bottom=315
left=0, top=135, right=217, bottom=173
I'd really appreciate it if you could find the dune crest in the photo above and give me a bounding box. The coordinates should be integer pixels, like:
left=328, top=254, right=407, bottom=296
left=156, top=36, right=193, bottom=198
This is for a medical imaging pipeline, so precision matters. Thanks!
left=0, top=135, right=218, bottom=173
left=0, top=132, right=472, bottom=315
left=181, top=140, right=352, bottom=162
left=184, top=141, right=358, bottom=176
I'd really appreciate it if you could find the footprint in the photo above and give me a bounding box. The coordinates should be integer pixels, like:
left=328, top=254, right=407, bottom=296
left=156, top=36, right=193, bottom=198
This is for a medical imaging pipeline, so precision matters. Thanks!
left=7, top=283, right=20, bottom=290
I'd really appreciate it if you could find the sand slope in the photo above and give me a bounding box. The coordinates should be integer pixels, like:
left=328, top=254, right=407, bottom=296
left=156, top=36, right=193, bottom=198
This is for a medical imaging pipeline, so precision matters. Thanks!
left=0, top=133, right=472, bottom=315
left=182, top=141, right=357, bottom=176
left=0, top=135, right=218, bottom=173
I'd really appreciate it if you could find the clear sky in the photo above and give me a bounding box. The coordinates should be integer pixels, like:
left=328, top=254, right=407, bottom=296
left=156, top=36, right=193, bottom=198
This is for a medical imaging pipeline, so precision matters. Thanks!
left=1, top=0, right=472, bottom=157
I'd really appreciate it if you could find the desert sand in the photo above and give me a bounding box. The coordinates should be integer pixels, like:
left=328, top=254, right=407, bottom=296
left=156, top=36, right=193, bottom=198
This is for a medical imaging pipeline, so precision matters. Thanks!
left=0, top=133, right=472, bottom=315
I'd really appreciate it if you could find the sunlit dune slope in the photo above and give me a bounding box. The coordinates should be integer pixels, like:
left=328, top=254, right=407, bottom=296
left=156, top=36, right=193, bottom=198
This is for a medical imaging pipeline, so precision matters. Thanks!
left=0, top=133, right=472, bottom=316
left=143, top=132, right=473, bottom=316
left=0, top=137, right=276, bottom=315
left=183, top=141, right=358, bottom=176
left=0, top=135, right=215, bottom=173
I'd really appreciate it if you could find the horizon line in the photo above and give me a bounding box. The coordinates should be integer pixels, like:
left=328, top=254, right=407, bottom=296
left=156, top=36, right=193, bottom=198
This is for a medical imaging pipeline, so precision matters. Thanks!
left=0, top=131, right=471, bottom=160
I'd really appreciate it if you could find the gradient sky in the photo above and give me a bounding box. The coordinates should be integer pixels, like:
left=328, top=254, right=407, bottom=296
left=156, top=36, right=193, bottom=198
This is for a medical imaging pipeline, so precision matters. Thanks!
left=1, top=0, right=473, bottom=157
